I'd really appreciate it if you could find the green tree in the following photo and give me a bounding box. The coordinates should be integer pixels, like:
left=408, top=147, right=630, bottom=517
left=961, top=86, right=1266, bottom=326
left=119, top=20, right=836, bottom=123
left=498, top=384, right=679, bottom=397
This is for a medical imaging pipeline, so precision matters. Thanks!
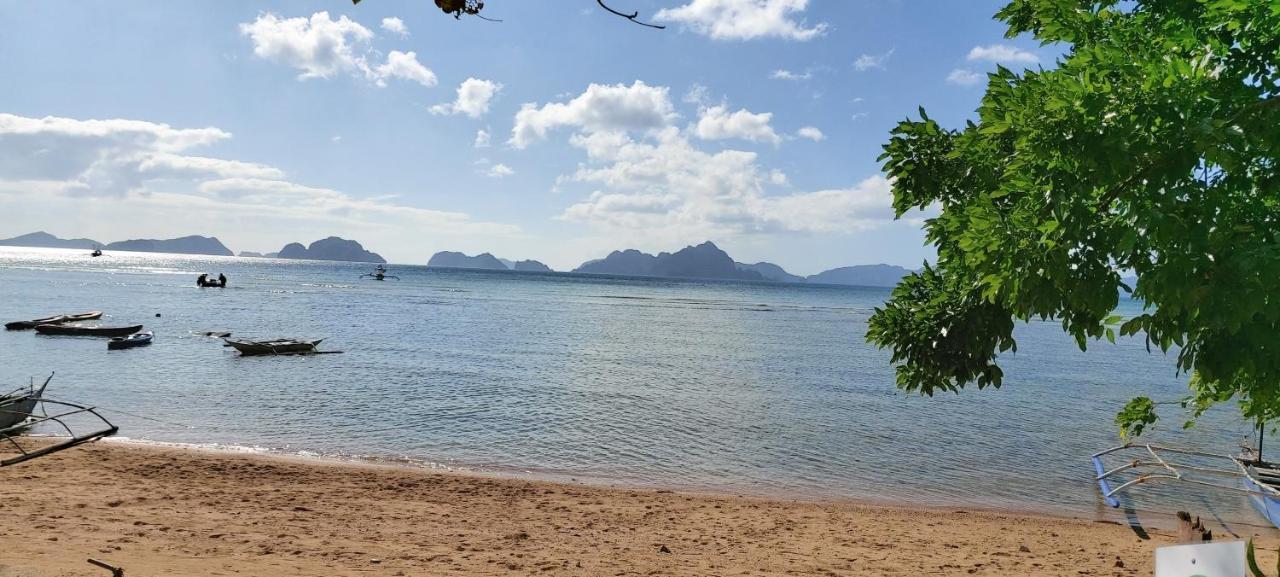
left=866, top=0, right=1280, bottom=437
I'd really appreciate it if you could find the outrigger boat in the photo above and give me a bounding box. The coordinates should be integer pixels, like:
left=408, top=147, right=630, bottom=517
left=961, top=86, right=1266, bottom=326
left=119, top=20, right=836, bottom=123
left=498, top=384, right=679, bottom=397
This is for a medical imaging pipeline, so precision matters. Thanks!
left=360, top=265, right=399, bottom=281
left=223, top=337, right=325, bottom=356
left=1092, top=438, right=1280, bottom=529
left=1, top=373, right=117, bottom=467
left=5, top=311, right=103, bottom=330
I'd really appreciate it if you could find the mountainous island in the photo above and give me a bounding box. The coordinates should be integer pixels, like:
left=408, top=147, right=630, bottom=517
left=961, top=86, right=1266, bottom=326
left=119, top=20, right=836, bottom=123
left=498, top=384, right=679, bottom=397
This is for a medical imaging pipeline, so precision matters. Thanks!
left=735, top=261, right=806, bottom=283
left=427, top=251, right=553, bottom=272
left=105, top=235, right=233, bottom=256
left=571, top=241, right=910, bottom=287
left=806, top=264, right=911, bottom=287
left=575, top=242, right=763, bottom=281
left=275, top=237, right=385, bottom=263
left=0, top=231, right=101, bottom=250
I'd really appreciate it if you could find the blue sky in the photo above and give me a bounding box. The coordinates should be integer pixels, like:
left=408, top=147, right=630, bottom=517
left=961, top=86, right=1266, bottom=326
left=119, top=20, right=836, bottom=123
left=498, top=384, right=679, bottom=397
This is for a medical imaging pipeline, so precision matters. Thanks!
left=0, top=0, right=1051, bottom=274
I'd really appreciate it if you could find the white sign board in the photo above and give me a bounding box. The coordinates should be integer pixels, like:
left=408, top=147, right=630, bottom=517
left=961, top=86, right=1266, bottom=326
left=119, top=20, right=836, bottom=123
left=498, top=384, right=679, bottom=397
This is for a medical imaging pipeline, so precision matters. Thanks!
left=1155, top=541, right=1246, bottom=577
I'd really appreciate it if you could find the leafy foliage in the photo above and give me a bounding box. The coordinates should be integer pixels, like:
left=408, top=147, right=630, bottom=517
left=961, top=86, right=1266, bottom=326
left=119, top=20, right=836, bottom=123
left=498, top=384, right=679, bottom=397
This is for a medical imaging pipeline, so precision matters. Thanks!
left=867, top=0, right=1280, bottom=435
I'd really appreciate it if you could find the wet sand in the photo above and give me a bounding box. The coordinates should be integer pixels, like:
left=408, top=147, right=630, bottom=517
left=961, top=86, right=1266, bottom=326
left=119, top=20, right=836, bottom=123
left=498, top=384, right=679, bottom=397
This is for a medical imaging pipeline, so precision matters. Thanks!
left=0, top=441, right=1274, bottom=576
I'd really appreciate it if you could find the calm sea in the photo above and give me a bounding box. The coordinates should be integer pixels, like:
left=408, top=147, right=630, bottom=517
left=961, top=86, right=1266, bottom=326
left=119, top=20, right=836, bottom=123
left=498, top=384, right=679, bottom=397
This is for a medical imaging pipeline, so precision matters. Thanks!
left=0, top=246, right=1265, bottom=526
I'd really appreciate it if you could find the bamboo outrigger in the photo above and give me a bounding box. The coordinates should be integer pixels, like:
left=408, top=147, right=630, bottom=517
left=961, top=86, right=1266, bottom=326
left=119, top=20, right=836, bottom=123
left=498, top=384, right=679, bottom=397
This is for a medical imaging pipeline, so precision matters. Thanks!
left=1, top=374, right=118, bottom=466
left=1091, top=441, right=1280, bottom=529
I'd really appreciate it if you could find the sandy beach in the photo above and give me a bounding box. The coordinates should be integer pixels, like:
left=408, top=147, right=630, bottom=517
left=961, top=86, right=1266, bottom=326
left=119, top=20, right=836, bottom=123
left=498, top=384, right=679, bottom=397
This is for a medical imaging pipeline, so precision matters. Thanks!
left=2, top=442, right=1269, bottom=577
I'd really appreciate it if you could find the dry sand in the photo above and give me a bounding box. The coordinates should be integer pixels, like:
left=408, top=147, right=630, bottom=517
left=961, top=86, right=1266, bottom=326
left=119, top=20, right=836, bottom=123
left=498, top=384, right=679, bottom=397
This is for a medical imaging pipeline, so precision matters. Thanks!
left=0, top=441, right=1275, bottom=576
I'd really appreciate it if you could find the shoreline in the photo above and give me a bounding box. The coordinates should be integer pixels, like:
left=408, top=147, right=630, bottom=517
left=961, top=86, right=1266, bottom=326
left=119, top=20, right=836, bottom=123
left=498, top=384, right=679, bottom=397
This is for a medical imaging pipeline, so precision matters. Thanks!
left=5, top=441, right=1277, bottom=576
left=96, top=436, right=1274, bottom=533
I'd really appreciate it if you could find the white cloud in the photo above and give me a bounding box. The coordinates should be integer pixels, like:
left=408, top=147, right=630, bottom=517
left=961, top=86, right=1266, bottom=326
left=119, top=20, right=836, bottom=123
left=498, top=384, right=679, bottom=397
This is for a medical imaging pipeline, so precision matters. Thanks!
left=486, top=163, right=515, bottom=178
left=770, top=69, right=811, bottom=81
left=509, top=81, right=676, bottom=148
left=853, top=49, right=893, bottom=71
left=430, top=78, right=502, bottom=118
left=373, top=50, right=436, bottom=87
left=795, top=126, right=824, bottom=141
left=380, top=17, right=408, bottom=37
left=0, top=112, right=519, bottom=241
left=240, top=12, right=435, bottom=87
left=694, top=105, right=780, bottom=145
left=474, top=129, right=490, bottom=148
left=683, top=83, right=711, bottom=105
left=967, top=44, right=1038, bottom=64
left=946, top=69, right=983, bottom=86
left=560, top=127, right=894, bottom=238
left=655, top=0, right=827, bottom=41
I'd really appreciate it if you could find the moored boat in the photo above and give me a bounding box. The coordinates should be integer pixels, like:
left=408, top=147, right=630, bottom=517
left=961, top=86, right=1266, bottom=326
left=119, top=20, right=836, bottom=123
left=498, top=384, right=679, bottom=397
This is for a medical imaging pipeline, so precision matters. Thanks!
left=35, top=324, right=144, bottom=337
left=108, top=331, right=153, bottom=350
left=4, top=311, right=103, bottom=330
left=223, top=337, right=323, bottom=356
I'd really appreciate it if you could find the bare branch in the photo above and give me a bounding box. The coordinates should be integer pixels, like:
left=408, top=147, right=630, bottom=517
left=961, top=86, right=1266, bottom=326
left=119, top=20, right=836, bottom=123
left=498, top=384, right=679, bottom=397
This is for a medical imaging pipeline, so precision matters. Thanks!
left=596, top=0, right=666, bottom=29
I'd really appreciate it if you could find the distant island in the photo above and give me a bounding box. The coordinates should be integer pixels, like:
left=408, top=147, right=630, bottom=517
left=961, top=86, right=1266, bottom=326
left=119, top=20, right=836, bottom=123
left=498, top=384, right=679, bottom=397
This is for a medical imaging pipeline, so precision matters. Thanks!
left=427, top=251, right=553, bottom=272
left=575, top=241, right=764, bottom=281
left=0, top=231, right=101, bottom=250
left=275, top=237, right=385, bottom=264
left=238, top=251, right=264, bottom=258
left=0, top=231, right=231, bottom=255
left=106, top=235, right=233, bottom=256
left=0, top=230, right=913, bottom=287
left=735, top=261, right=805, bottom=283
left=569, top=241, right=911, bottom=287
left=513, top=260, right=553, bottom=272
left=806, top=264, right=911, bottom=287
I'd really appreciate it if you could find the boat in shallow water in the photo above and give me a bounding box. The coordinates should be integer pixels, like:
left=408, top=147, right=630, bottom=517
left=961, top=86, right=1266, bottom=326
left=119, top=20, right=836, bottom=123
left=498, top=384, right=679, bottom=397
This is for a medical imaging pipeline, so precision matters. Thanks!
left=35, top=324, right=144, bottom=337
left=108, top=330, right=153, bottom=350
left=4, top=311, right=103, bottom=330
left=1092, top=442, right=1280, bottom=529
left=224, top=337, right=323, bottom=356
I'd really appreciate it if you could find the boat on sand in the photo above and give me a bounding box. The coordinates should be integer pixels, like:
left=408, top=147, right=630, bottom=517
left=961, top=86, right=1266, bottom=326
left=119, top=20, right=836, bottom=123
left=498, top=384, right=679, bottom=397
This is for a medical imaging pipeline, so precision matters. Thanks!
left=1092, top=442, right=1280, bottom=529
left=1, top=373, right=118, bottom=467
left=4, top=311, right=103, bottom=330
left=108, top=331, right=153, bottom=350
left=36, top=324, right=144, bottom=337
left=224, top=337, right=324, bottom=356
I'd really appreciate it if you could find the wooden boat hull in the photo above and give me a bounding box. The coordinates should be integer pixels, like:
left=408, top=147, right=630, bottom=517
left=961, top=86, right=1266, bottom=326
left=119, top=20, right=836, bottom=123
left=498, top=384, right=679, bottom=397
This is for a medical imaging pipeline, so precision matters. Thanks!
left=0, top=394, right=39, bottom=431
left=1242, top=462, right=1280, bottom=529
left=36, top=324, right=144, bottom=337
left=5, top=311, right=103, bottom=330
left=224, top=338, right=323, bottom=356
left=108, top=331, right=153, bottom=350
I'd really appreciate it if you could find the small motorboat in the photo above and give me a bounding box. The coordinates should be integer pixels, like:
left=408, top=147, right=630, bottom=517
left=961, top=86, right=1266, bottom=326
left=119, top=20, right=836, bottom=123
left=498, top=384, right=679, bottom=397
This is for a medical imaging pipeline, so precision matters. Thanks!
left=223, top=337, right=324, bottom=356
left=5, top=311, right=103, bottom=330
left=108, top=331, right=153, bottom=350
left=36, top=324, right=144, bottom=337
left=90, top=249, right=102, bottom=257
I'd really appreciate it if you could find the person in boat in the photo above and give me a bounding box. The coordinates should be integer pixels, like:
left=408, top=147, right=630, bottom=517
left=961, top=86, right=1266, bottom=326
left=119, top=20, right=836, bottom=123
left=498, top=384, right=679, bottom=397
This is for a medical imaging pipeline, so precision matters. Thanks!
left=218, top=273, right=227, bottom=288
left=197, top=273, right=208, bottom=287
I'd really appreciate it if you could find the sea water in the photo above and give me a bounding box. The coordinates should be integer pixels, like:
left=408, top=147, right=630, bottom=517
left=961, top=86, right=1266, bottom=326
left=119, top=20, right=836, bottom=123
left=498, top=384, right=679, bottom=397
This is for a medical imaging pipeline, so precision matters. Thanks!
left=0, top=246, right=1264, bottom=526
